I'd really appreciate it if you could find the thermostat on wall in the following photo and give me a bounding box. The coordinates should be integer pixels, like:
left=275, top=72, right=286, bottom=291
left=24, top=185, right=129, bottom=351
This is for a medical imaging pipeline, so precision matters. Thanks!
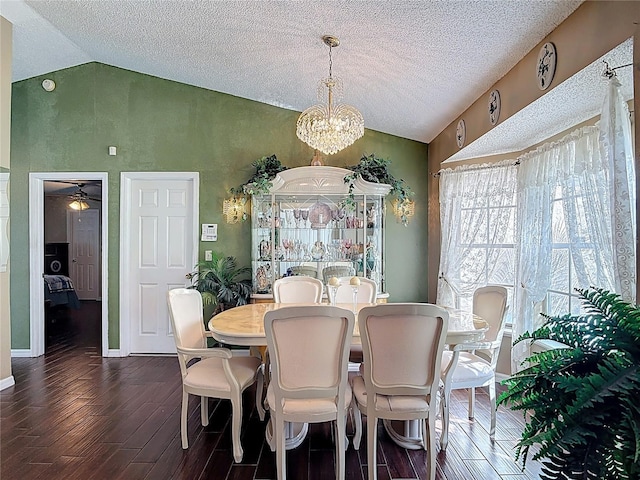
left=201, top=224, right=217, bottom=241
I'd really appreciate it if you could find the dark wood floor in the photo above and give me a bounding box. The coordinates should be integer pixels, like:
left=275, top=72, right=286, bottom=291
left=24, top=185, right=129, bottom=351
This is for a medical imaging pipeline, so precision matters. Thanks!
left=2, top=305, right=543, bottom=480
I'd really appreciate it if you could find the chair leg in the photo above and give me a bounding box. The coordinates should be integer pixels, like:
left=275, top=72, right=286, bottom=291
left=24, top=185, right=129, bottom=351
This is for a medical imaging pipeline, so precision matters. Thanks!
left=181, top=390, right=189, bottom=449
left=426, top=414, right=437, bottom=480
left=266, top=415, right=276, bottom=452
left=274, top=414, right=286, bottom=480
left=230, top=394, right=244, bottom=462
left=440, top=387, right=450, bottom=451
left=255, top=364, right=266, bottom=421
left=367, top=416, right=378, bottom=480
left=352, top=398, right=363, bottom=450
left=489, top=380, right=497, bottom=440
left=201, top=396, right=209, bottom=426
left=468, top=387, right=475, bottom=419
left=336, top=416, right=346, bottom=480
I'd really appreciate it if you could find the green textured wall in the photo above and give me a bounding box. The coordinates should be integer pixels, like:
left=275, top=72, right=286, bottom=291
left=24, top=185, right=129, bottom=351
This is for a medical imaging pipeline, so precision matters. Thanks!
left=10, top=62, right=429, bottom=350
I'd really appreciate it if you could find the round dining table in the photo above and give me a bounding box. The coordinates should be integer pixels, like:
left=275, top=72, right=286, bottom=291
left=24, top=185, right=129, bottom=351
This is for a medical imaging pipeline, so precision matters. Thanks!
left=208, top=302, right=488, bottom=450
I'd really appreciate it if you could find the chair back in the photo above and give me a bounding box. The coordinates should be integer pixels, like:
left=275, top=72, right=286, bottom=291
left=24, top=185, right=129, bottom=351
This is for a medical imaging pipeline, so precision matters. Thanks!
left=167, top=288, right=207, bottom=350
left=289, top=265, right=318, bottom=278
left=264, top=305, right=355, bottom=406
left=473, top=286, right=508, bottom=364
left=322, top=265, right=356, bottom=283
left=334, top=276, right=377, bottom=303
left=272, top=276, right=323, bottom=303
left=359, top=303, right=448, bottom=399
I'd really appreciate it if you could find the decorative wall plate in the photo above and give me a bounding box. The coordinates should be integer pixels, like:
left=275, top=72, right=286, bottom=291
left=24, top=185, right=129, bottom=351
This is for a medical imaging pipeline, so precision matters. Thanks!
left=488, top=89, right=501, bottom=126
left=455, top=119, right=466, bottom=148
left=536, top=42, right=557, bottom=90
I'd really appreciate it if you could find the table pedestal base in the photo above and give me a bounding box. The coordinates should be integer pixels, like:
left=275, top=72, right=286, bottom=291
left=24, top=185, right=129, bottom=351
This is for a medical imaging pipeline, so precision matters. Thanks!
left=266, top=420, right=309, bottom=451
left=383, top=419, right=424, bottom=450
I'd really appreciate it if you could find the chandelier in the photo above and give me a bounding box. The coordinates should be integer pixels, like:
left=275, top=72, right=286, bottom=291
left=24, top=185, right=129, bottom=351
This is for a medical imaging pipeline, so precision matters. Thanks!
left=296, top=35, right=364, bottom=155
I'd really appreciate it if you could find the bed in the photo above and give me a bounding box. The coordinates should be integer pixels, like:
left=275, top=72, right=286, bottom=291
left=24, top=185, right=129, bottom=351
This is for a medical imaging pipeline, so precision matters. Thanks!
left=44, top=274, right=80, bottom=309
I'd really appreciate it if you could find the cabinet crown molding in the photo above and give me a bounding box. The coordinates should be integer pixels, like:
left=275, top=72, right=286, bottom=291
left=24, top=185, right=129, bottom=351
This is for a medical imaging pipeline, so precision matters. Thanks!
left=270, top=166, right=392, bottom=196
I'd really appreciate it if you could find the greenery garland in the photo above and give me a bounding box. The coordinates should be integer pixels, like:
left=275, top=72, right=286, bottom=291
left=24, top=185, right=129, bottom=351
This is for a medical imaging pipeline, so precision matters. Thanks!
left=230, top=154, right=288, bottom=196
left=343, top=154, right=414, bottom=225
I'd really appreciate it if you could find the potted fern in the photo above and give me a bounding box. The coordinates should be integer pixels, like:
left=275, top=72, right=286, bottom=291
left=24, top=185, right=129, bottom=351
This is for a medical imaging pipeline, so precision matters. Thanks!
left=498, top=287, right=640, bottom=479
left=188, top=252, right=252, bottom=315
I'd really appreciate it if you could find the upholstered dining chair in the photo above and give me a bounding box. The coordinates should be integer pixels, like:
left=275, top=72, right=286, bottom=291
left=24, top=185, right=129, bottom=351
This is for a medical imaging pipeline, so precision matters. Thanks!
left=333, top=276, right=377, bottom=303
left=439, top=285, right=508, bottom=451
left=289, top=265, right=318, bottom=278
left=166, top=288, right=263, bottom=462
left=333, top=276, right=377, bottom=363
left=272, top=275, right=323, bottom=303
left=322, top=265, right=356, bottom=284
left=351, top=303, right=448, bottom=480
left=264, top=305, right=355, bottom=480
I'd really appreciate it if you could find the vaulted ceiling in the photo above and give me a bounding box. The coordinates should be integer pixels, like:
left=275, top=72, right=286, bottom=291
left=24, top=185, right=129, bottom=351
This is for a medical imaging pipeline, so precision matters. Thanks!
left=1, top=0, right=634, bottom=161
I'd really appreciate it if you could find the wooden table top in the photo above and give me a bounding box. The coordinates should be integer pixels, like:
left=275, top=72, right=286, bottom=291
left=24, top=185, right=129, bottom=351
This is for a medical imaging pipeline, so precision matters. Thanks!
left=208, top=303, right=488, bottom=347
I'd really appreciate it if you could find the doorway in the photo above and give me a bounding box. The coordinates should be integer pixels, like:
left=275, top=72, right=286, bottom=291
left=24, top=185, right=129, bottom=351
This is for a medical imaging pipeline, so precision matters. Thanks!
left=29, top=172, right=108, bottom=357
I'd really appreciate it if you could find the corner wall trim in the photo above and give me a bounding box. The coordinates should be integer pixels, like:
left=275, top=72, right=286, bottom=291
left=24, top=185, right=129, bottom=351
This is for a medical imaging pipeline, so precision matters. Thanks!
left=0, top=375, right=15, bottom=390
left=10, top=349, right=32, bottom=357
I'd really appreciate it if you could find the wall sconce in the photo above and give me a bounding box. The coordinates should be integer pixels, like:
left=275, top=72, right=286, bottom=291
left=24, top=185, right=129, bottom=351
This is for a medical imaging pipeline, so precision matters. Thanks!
left=223, top=196, right=247, bottom=224
left=392, top=198, right=415, bottom=226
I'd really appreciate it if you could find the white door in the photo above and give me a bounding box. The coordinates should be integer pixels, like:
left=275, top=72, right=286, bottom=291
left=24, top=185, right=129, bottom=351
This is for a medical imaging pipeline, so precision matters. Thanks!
left=69, top=209, right=100, bottom=300
left=125, top=176, right=197, bottom=354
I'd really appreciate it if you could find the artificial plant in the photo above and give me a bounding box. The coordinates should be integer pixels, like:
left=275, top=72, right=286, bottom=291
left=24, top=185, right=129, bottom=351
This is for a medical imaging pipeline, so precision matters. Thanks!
left=188, top=252, right=252, bottom=314
left=498, top=287, right=640, bottom=480
left=343, top=154, right=414, bottom=225
left=230, top=154, right=288, bottom=196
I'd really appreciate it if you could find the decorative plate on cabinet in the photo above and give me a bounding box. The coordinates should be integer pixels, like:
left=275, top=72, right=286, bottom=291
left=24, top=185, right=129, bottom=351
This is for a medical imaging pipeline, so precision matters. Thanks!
left=308, top=201, right=332, bottom=228
left=536, top=42, right=557, bottom=90
left=455, top=119, right=466, bottom=148
left=488, top=89, right=501, bottom=126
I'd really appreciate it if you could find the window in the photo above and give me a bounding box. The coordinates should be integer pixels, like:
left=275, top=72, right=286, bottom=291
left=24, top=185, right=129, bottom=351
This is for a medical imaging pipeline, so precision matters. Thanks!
left=457, top=192, right=516, bottom=316
left=437, top=161, right=518, bottom=318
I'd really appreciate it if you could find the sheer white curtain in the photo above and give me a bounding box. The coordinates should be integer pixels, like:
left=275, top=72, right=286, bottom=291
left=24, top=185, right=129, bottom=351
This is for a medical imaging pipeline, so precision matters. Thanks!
left=437, top=160, right=517, bottom=308
left=599, top=76, right=636, bottom=302
left=513, top=117, right=635, bottom=369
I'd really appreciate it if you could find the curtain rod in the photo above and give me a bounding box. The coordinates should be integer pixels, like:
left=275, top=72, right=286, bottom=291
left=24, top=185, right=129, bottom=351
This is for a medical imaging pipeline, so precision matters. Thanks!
left=432, top=160, right=519, bottom=177
left=602, top=60, right=633, bottom=79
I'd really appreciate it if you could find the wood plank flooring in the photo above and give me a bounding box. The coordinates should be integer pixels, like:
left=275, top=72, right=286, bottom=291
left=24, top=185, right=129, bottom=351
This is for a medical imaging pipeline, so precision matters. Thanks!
left=1, top=304, right=543, bottom=480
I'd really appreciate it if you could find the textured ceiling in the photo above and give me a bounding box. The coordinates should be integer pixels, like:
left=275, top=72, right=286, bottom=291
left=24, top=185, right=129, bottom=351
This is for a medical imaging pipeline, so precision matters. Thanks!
left=2, top=0, right=631, bottom=161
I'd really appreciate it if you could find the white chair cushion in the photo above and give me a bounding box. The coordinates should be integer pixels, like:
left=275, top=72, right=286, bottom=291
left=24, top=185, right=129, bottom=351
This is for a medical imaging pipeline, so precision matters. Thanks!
left=185, top=355, right=260, bottom=391
left=351, top=375, right=430, bottom=413
left=441, top=350, right=494, bottom=385
left=266, top=384, right=352, bottom=416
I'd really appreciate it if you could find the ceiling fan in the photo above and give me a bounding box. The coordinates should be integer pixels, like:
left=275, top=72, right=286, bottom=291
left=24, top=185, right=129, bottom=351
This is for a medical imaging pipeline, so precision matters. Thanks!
left=46, top=180, right=101, bottom=210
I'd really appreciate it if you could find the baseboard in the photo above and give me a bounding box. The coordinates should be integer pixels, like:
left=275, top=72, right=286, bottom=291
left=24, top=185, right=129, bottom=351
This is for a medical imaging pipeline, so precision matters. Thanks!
left=0, top=375, right=15, bottom=390
left=105, top=349, right=125, bottom=357
left=11, top=349, right=32, bottom=357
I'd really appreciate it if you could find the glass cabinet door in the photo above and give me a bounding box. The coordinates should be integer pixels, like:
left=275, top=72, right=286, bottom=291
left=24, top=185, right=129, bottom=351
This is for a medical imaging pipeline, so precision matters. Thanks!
left=251, top=193, right=385, bottom=295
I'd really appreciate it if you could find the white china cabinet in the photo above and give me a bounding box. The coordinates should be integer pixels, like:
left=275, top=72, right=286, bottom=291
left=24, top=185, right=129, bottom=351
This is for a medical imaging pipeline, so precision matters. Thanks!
left=250, top=166, right=391, bottom=302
